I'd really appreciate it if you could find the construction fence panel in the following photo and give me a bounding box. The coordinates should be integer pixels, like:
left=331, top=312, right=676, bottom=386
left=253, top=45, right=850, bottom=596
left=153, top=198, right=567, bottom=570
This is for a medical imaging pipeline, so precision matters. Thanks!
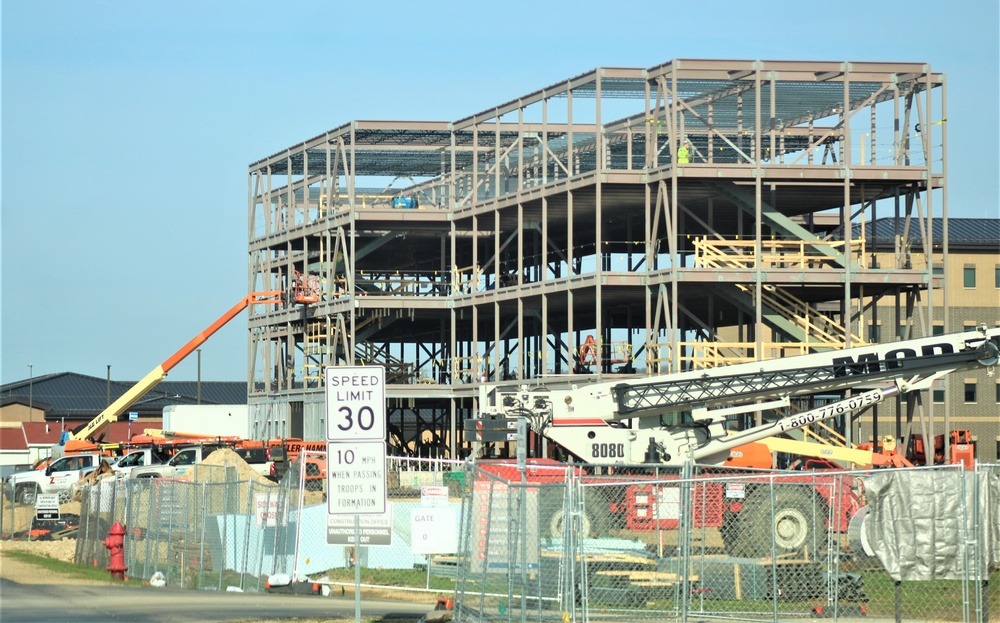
left=268, top=454, right=467, bottom=600
left=68, top=457, right=465, bottom=595
left=450, top=463, right=1000, bottom=623
left=31, top=457, right=1000, bottom=622
left=453, top=461, right=576, bottom=623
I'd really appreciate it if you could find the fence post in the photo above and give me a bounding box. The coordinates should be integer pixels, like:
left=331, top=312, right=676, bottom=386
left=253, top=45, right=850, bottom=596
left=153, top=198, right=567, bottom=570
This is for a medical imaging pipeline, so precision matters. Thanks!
left=679, top=461, right=694, bottom=623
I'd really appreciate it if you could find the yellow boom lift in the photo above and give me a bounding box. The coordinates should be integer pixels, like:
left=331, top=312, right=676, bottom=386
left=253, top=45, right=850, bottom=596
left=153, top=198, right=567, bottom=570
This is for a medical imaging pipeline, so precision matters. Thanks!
left=62, top=291, right=283, bottom=453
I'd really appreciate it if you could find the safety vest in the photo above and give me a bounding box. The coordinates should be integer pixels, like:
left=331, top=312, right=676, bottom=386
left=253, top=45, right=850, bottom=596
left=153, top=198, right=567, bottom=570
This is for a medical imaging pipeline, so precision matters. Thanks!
left=677, top=146, right=690, bottom=164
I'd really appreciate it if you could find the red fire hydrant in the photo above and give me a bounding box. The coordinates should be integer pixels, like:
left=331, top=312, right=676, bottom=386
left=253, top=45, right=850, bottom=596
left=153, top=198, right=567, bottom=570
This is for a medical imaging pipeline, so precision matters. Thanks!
left=103, top=521, right=128, bottom=581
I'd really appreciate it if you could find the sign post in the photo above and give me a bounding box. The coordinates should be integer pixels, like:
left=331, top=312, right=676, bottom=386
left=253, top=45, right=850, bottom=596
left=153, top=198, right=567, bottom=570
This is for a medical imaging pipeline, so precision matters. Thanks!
left=325, top=365, right=386, bottom=623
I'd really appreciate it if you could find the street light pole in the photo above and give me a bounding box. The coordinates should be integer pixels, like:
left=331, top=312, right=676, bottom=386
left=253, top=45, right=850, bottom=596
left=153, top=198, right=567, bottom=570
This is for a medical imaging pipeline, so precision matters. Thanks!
left=106, top=365, right=111, bottom=407
left=197, top=348, right=202, bottom=405
left=28, top=364, right=33, bottom=419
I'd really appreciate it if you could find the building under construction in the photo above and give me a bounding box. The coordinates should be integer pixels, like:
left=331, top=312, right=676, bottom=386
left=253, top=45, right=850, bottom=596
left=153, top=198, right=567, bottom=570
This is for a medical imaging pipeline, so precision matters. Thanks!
left=245, top=58, right=957, bottom=460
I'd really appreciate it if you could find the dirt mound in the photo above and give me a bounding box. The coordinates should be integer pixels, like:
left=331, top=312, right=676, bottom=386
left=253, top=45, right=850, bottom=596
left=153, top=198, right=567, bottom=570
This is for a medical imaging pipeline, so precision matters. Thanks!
left=1, top=536, right=77, bottom=562
left=185, top=447, right=272, bottom=485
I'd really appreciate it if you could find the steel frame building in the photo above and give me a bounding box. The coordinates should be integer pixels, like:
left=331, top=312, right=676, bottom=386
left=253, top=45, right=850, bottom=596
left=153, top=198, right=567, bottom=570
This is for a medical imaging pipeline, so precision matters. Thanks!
left=246, top=58, right=948, bottom=460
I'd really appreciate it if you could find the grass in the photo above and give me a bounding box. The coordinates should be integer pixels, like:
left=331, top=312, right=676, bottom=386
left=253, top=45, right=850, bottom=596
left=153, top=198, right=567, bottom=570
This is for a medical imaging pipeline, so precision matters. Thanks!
left=3, top=550, right=433, bottom=623
left=3, top=549, right=145, bottom=585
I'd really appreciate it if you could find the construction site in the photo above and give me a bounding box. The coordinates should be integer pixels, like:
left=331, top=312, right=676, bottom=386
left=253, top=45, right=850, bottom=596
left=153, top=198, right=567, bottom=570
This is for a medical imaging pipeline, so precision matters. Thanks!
left=244, top=58, right=968, bottom=463
left=5, top=57, right=1000, bottom=623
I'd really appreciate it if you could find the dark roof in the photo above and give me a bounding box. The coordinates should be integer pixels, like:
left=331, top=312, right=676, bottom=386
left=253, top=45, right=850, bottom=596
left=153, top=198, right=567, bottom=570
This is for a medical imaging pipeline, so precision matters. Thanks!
left=0, top=372, right=246, bottom=421
left=854, top=218, right=1000, bottom=249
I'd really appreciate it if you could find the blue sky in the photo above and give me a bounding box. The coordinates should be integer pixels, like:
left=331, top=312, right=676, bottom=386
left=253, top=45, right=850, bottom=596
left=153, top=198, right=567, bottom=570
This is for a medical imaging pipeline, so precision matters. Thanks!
left=2, top=0, right=998, bottom=384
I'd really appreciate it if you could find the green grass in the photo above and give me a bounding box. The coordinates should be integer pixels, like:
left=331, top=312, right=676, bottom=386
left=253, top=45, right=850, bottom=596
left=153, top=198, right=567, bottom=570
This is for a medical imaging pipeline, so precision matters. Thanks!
left=3, top=549, right=145, bottom=586
left=860, top=568, right=1000, bottom=620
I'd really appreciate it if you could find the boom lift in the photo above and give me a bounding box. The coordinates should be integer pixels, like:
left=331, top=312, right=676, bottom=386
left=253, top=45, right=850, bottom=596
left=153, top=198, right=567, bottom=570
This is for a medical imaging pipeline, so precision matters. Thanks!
left=61, top=291, right=283, bottom=453
left=478, top=327, right=999, bottom=468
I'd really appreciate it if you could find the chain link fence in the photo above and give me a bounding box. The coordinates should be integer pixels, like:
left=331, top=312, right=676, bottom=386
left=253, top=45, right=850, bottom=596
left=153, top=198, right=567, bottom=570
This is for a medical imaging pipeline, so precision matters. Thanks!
left=5, top=458, right=998, bottom=623
left=452, top=462, right=1000, bottom=623
left=61, top=454, right=464, bottom=599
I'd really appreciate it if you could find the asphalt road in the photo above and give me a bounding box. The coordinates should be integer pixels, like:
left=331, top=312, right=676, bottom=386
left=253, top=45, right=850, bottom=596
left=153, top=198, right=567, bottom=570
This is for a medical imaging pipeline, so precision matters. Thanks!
left=0, top=578, right=430, bottom=623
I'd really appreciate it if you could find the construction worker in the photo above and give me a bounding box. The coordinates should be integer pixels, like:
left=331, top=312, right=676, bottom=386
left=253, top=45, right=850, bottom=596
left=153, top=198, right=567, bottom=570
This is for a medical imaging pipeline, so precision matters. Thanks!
left=677, top=140, right=691, bottom=165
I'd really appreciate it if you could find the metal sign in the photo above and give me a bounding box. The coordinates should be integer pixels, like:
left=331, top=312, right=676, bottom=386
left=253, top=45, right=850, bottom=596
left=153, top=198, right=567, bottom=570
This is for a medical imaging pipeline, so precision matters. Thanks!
left=467, top=430, right=519, bottom=443
left=410, top=507, right=458, bottom=554
left=420, top=485, right=449, bottom=507
left=35, top=493, right=60, bottom=521
left=254, top=492, right=287, bottom=527
left=327, top=505, right=393, bottom=546
left=128, top=411, right=138, bottom=422
left=325, top=366, right=386, bottom=442
left=327, top=441, right=387, bottom=515
left=464, top=417, right=519, bottom=442
left=464, top=417, right=517, bottom=432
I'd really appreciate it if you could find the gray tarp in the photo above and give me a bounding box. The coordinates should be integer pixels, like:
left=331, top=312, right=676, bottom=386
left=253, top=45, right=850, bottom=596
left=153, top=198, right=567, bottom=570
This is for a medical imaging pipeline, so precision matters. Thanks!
left=863, top=468, right=1000, bottom=581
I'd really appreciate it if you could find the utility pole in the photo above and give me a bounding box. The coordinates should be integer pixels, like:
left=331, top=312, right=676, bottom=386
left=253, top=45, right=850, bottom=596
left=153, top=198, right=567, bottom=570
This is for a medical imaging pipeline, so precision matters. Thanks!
left=197, top=349, right=202, bottom=405
left=28, top=364, right=33, bottom=418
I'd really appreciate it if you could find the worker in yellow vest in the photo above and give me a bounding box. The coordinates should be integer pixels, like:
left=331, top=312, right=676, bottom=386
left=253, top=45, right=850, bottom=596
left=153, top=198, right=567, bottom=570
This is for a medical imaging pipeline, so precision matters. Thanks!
left=677, top=139, right=691, bottom=164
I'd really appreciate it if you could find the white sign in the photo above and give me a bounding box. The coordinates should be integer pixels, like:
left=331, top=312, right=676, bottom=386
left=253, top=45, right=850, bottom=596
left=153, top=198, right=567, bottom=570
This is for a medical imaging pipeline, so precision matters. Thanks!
left=420, top=485, right=449, bottom=507
left=254, top=493, right=286, bottom=527
left=327, top=506, right=393, bottom=546
left=327, top=441, right=387, bottom=515
left=35, top=493, right=60, bottom=521
left=410, top=507, right=458, bottom=554
left=325, top=366, right=386, bottom=442
left=128, top=411, right=139, bottom=422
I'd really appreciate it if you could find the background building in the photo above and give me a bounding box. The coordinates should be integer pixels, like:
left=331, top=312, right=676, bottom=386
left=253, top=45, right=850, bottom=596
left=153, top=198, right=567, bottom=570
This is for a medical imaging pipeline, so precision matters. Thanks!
left=858, top=218, right=1000, bottom=461
left=0, top=374, right=244, bottom=470
left=244, top=58, right=981, bottom=463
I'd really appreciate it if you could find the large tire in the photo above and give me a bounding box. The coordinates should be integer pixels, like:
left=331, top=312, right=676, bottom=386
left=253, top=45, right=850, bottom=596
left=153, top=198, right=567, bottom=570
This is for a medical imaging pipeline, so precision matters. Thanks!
left=15, top=483, right=38, bottom=506
left=545, top=489, right=623, bottom=538
left=729, top=487, right=820, bottom=558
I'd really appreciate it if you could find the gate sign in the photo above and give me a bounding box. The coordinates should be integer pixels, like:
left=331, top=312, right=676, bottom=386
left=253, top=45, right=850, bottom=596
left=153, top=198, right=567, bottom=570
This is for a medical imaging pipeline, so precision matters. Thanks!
left=410, top=507, right=458, bottom=554
left=327, top=441, right=387, bottom=515
left=326, top=366, right=385, bottom=442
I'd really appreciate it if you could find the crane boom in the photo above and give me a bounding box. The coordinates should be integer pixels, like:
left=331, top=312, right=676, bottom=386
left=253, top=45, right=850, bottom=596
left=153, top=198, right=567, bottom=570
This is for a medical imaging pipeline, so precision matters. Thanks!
left=478, top=326, right=999, bottom=467
left=68, top=292, right=283, bottom=445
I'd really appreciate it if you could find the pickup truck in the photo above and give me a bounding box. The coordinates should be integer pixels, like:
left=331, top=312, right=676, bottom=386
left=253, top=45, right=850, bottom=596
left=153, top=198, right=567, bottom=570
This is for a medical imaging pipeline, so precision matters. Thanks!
left=110, top=447, right=172, bottom=478
left=130, top=445, right=271, bottom=480
left=5, top=453, right=102, bottom=504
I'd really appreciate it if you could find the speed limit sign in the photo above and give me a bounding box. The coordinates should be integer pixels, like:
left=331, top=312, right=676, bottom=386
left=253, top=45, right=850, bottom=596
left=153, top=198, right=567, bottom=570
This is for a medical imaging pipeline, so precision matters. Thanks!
left=325, top=366, right=386, bottom=441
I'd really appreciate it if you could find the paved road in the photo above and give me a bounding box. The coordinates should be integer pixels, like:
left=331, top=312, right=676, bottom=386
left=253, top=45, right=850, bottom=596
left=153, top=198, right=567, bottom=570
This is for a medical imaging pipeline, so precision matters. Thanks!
left=0, top=578, right=430, bottom=623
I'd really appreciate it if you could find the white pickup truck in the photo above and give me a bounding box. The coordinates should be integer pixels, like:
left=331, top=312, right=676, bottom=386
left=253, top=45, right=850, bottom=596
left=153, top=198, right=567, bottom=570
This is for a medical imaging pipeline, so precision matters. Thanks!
left=130, top=445, right=270, bottom=480
left=110, top=447, right=172, bottom=478
left=5, top=453, right=102, bottom=504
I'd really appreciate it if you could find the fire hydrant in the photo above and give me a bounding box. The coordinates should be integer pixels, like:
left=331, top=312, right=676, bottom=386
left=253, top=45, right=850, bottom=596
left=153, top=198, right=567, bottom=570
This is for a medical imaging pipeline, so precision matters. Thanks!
left=103, top=521, right=128, bottom=581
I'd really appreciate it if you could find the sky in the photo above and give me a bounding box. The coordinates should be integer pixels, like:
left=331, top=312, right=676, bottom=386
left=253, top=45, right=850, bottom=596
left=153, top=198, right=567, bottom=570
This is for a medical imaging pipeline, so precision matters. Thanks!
left=2, top=0, right=998, bottom=385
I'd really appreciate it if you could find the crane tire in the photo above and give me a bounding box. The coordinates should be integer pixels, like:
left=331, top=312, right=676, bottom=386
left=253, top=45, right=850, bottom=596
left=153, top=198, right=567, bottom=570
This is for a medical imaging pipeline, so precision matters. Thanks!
left=548, top=507, right=592, bottom=539
left=728, top=486, right=820, bottom=558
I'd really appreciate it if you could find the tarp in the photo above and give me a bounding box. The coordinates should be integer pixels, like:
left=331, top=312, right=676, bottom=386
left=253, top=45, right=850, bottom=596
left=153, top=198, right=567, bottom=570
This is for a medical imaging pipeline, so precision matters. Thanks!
left=863, top=467, right=1000, bottom=581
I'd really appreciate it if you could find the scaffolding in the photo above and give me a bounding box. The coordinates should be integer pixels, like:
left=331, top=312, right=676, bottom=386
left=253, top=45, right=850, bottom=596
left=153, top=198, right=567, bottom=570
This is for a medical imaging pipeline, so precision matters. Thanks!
left=246, top=58, right=947, bottom=459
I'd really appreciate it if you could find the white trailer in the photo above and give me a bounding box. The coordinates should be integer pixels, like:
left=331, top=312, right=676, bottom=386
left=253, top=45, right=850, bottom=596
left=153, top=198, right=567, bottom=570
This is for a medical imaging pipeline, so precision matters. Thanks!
left=162, top=404, right=250, bottom=439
